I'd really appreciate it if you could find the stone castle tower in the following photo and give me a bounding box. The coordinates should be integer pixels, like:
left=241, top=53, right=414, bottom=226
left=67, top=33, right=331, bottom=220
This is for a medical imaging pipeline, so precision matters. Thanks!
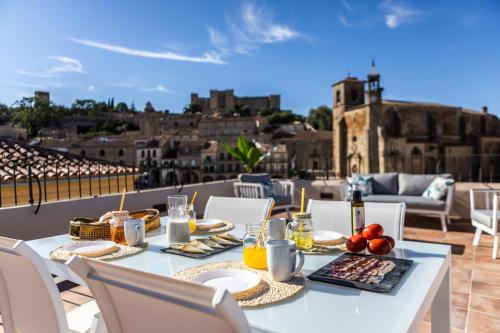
left=332, top=62, right=384, bottom=177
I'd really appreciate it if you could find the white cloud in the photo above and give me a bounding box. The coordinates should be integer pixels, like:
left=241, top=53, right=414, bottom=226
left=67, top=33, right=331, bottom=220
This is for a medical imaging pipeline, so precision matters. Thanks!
left=142, top=84, right=177, bottom=94
left=240, top=3, right=300, bottom=43
left=338, top=14, right=352, bottom=28
left=16, top=69, right=57, bottom=78
left=88, top=85, right=95, bottom=91
left=70, top=37, right=225, bottom=64
left=46, top=56, right=83, bottom=74
left=381, top=1, right=423, bottom=29
left=11, top=82, right=46, bottom=90
left=341, top=0, right=353, bottom=11
left=107, top=82, right=135, bottom=88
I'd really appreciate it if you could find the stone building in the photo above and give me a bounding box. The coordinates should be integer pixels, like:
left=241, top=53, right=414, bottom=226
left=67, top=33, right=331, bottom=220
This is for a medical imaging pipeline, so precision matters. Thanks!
left=198, top=116, right=271, bottom=144
left=276, top=130, right=333, bottom=178
left=332, top=62, right=500, bottom=181
left=191, top=90, right=280, bottom=115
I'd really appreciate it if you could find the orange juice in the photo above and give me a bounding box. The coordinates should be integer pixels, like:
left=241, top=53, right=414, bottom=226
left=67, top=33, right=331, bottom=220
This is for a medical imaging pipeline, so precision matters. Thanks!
left=243, top=246, right=267, bottom=269
left=188, top=219, right=197, bottom=234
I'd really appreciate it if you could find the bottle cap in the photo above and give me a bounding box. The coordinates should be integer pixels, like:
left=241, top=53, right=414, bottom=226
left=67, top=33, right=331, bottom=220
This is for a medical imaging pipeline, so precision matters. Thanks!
left=352, top=190, right=362, bottom=201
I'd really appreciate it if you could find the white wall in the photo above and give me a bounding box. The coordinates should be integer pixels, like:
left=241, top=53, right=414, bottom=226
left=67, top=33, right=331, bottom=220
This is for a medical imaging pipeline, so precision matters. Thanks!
left=0, top=180, right=235, bottom=240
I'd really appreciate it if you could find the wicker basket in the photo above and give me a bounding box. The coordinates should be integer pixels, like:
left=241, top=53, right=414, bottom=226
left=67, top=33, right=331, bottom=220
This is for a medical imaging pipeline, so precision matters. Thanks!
left=69, top=209, right=160, bottom=240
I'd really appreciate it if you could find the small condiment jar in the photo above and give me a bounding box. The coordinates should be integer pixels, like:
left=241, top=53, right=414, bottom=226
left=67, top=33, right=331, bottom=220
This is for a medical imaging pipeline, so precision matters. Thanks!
left=287, top=212, right=314, bottom=250
left=109, top=210, right=129, bottom=244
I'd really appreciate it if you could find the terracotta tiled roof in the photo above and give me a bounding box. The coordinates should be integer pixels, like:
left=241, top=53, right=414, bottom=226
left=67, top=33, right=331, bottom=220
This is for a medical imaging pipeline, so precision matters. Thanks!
left=0, top=139, right=138, bottom=182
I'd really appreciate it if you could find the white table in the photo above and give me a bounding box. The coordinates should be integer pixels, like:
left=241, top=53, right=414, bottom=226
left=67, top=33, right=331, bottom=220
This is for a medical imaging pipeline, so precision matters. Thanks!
left=27, top=221, right=451, bottom=333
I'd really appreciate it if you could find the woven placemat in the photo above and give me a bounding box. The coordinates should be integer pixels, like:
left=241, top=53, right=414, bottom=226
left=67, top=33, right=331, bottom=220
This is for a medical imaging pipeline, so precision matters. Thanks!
left=173, top=261, right=305, bottom=308
left=49, top=242, right=148, bottom=262
left=192, top=221, right=235, bottom=235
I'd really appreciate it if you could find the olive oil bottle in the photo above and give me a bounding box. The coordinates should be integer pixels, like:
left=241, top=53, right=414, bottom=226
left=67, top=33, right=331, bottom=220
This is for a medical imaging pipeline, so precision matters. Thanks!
left=351, top=190, right=365, bottom=235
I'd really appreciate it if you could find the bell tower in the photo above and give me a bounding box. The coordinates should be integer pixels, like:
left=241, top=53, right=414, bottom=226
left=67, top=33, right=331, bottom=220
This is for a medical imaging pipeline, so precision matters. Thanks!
left=366, top=60, right=383, bottom=104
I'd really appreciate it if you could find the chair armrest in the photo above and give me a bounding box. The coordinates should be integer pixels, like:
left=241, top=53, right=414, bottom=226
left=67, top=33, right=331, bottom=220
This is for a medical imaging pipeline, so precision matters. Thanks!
left=444, top=184, right=455, bottom=213
left=470, top=189, right=500, bottom=211
left=233, top=182, right=265, bottom=199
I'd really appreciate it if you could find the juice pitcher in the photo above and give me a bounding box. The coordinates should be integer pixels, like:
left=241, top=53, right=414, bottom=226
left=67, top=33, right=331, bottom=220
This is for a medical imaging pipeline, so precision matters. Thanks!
left=287, top=212, right=313, bottom=250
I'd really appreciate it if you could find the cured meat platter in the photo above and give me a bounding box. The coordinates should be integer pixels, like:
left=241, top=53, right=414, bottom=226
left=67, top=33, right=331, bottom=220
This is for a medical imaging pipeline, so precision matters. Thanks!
left=308, top=253, right=413, bottom=293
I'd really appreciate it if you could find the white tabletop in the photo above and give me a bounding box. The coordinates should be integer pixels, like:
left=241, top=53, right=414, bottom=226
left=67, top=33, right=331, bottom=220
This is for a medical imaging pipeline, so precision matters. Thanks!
left=27, top=221, right=451, bottom=333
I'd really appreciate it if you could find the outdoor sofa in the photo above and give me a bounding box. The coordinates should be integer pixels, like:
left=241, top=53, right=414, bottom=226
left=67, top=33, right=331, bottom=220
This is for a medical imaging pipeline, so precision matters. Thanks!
left=340, top=173, right=455, bottom=232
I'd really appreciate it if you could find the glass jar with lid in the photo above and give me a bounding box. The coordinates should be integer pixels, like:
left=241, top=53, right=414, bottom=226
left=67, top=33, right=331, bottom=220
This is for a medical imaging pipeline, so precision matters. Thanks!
left=287, top=212, right=313, bottom=250
left=186, top=204, right=197, bottom=234
left=242, top=223, right=268, bottom=269
left=109, top=210, right=129, bottom=244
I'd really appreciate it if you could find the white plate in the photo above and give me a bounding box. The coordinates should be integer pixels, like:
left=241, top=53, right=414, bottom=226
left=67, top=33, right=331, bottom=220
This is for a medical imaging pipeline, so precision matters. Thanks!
left=65, top=240, right=117, bottom=256
left=313, top=230, right=345, bottom=243
left=192, top=269, right=261, bottom=295
left=195, top=219, right=230, bottom=226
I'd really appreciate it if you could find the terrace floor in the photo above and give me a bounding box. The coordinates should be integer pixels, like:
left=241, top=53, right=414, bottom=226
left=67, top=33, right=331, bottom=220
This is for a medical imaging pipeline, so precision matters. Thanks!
left=0, top=215, right=498, bottom=333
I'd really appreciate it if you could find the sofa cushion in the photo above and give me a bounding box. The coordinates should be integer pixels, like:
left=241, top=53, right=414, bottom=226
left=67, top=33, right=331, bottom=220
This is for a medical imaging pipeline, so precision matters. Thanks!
left=398, top=174, right=438, bottom=195
left=422, top=177, right=455, bottom=200
left=239, top=173, right=274, bottom=196
left=354, top=173, right=398, bottom=195
left=347, top=175, right=373, bottom=196
left=362, top=195, right=446, bottom=211
left=272, top=195, right=291, bottom=206
left=471, top=209, right=494, bottom=228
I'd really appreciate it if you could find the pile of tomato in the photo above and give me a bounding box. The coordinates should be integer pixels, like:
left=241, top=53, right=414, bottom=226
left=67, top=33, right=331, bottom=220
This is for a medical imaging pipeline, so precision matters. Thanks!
left=346, top=224, right=395, bottom=255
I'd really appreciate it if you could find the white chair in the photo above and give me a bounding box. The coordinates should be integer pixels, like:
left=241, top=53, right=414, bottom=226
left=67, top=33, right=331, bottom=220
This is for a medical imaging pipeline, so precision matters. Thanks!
left=204, top=196, right=274, bottom=225
left=0, top=237, right=101, bottom=333
left=306, top=200, right=406, bottom=240
left=234, top=174, right=295, bottom=217
left=470, top=189, right=499, bottom=259
left=66, top=256, right=252, bottom=333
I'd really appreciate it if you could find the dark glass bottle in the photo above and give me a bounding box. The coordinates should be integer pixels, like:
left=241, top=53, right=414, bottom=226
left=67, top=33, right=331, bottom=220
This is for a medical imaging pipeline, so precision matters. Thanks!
left=351, top=190, right=365, bottom=235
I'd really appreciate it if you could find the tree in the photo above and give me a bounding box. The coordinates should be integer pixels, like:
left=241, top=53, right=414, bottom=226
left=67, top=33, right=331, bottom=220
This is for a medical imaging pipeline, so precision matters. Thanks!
left=307, top=105, right=332, bottom=131
left=115, top=102, right=129, bottom=113
left=267, top=111, right=304, bottom=125
left=71, top=99, right=97, bottom=115
left=12, top=97, right=63, bottom=137
left=224, top=136, right=263, bottom=173
left=183, top=103, right=202, bottom=114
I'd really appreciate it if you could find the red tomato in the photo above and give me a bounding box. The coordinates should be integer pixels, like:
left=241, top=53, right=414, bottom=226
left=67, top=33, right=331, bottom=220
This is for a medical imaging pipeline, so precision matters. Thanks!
left=383, top=236, right=395, bottom=249
left=346, top=234, right=368, bottom=253
left=362, top=224, right=384, bottom=240
left=368, top=238, right=392, bottom=255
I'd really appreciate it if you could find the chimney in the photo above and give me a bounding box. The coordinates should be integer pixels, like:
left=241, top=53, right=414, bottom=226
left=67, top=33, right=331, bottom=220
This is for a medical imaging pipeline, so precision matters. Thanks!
left=482, top=106, right=488, bottom=114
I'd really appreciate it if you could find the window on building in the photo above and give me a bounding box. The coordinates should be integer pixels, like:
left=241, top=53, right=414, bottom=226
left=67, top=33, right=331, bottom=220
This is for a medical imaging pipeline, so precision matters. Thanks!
left=191, top=160, right=196, bottom=167
left=219, top=164, right=225, bottom=173
left=227, top=164, right=233, bottom=172
left=351, top=89, right=358, bottom=102
left=313, top=160, right=319, bottom=170
left=141, top=150, right=145, bottom=158
left=235, top=164, right=241, bottom=172
left=336, top=90, right=341, bottom=105
left=219, top=152, right=224, bottom=160
left=99, top=149, right=105, bottom=157
left=153, top=150, right=157, bottom=157
left=147, top=150, right=151, bottom=158
left=206, top=156, right=212, bottom=163
left=204, top=166, right=209, bottom=172
left=80, top=150, right=86, bottom=156
left=118, top=149, right=124, bottom=156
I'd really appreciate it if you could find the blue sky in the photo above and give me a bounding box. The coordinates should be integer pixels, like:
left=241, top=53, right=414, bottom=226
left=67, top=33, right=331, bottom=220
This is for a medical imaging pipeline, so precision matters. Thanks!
left=0, top=0, right=499, bottom=116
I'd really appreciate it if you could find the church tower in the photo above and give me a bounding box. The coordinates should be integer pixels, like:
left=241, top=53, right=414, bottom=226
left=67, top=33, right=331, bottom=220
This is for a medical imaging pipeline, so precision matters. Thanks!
left=332, top=76, right=365, bottom=177
left=366, top=61, right=383, bottom=104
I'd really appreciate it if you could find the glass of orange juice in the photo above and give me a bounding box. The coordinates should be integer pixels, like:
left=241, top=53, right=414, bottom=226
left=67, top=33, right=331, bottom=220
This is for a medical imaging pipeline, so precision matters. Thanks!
left=243, top=223, right=268, bottom=269
left=186, top=204, right=197, bottom=234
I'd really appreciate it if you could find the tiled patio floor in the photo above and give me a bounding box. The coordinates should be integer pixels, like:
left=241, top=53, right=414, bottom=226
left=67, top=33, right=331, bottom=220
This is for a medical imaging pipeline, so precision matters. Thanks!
left=0, top=216, right=498, bottom=333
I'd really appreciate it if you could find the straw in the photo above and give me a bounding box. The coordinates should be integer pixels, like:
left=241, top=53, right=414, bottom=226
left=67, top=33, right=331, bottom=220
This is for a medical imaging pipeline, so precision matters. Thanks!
left=190, top=191, right=198, bottom=205
left=300, top=187, right=305, bottom=213
left=254, top=200, right=275, bottom=248
left=119, top=188, right=126, bottom=211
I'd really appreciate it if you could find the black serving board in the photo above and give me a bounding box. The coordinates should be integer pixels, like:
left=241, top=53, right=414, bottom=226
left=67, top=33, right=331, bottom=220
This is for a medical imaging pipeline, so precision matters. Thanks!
left=160, top=240, right=241, bottom=259
left=308, top=253, right=413, bottom=293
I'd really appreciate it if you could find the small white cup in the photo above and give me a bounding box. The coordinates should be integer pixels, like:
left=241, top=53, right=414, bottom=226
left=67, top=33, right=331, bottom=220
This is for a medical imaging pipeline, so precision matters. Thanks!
left=124, top=218, right=145, bottom=246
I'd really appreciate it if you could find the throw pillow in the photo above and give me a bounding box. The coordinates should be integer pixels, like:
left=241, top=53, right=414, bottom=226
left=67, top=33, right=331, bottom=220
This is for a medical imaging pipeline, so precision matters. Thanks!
left=347, top=176, right=373, bottom=196
left=422, top=177, right=455, bottom=200
left=263, top=180, right=275, bottom=197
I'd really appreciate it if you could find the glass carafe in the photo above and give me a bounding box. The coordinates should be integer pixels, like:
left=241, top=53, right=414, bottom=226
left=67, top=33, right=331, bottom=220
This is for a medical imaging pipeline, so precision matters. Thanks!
left=109, top=210, right=129, bottom=244
left=166, top=195, right=190, bottom=243
left=243, top=223, right=268, bottom=269
left=287, top=212, right=313, bottom=250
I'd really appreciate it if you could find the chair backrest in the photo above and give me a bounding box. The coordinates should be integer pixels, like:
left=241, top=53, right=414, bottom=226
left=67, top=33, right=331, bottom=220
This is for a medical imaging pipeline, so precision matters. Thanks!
left=67, top=256, right=251, bottom=333
left=0, top=237, right=68, bottom=333
left=203, top=196, right=274, bottom=225
left=306, top=200, right=406, bottom=240
left=238, top=173, right=271, bottom=184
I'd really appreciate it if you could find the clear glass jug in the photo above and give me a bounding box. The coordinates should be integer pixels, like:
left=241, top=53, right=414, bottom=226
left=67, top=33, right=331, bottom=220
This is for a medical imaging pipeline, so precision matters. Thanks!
left=166, top=195, right=190, bottom=243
